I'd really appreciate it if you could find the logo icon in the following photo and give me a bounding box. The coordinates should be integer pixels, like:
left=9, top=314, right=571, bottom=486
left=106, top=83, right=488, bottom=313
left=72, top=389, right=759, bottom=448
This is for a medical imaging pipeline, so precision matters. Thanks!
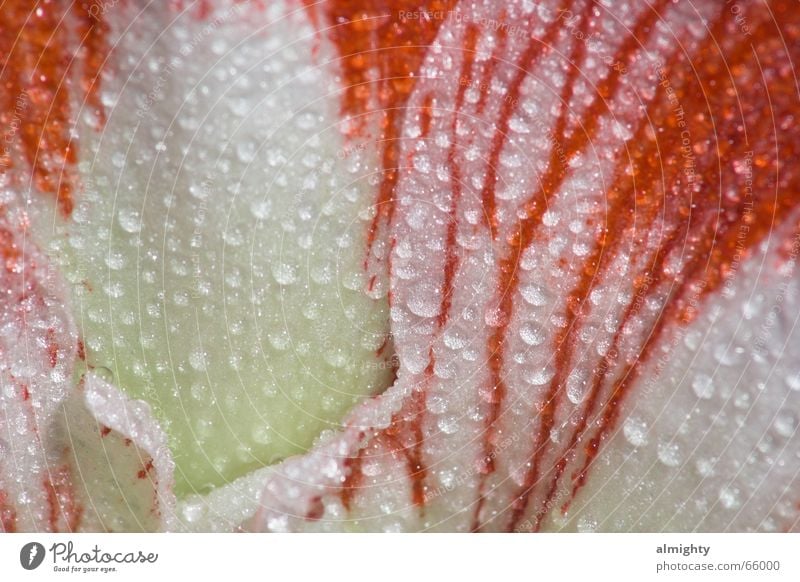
left=20, top=542, right=46, bottom=570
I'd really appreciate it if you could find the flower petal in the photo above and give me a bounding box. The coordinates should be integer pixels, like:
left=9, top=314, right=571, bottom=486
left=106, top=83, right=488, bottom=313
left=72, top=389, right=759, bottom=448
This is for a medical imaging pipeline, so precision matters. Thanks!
left=28, top=0, right=393, bottom=496
left=246, top=0, right=800, bottom=532
left=57, top=372, right=177, bottom=532
left=0, top=205, right=78, bottom=532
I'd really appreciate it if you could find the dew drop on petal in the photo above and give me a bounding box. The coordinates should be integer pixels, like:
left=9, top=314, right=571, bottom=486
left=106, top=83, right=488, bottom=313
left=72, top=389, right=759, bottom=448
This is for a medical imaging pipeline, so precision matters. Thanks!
left=623, top=416, right=648, bottom=447
left=657, top=441, right=682, bottom=467
left=271, top=263, right=297, bottom=286
left=718, top=486, right=741, bottom=510
left=691, top=373, right=714, bottom=399
left=519, top=322, right=545, bottom=346
left=520, top=284, right=548, bottom=306
left=773, top=411, right=797, bottom=438
left=407, top=283, right=442, bottom=318
left=576, top=515, right=598, bottom=533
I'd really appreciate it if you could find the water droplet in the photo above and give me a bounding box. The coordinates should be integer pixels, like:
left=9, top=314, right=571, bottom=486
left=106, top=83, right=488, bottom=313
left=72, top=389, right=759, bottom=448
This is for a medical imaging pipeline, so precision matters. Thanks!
left=691, top=374, right=714, bottom=399
left=773, top=411, right=797, bottom=438
left=250, top=199, right=272, bottom=220
left=785, top=372, right=800, bottom=392
left=118, top=208, right=142, bottom=233
left=718, top=486, right=740, bottom=510
left=437, top=415, right=459, bottom=435
left=189, top=348, right=208, bottom=372
left=519, top=322, right=545, bottom=346
left=181, top=498, right=207, bottom=523
left=93, top=366, right=114, bottom=384
left=623, top=416, right=648, bottom=447
left=520, top=284, right=548, bottom=306
left=272, top=263, right=297, bottom=286
left=443, top=329, right=467, bottom=350
left=408, top=283, right=441, bottom=318
left=426, top=395, right=447, bottom=415
left=657, top=441, right=682, bottom=467
left=576, top=515, right=597, bottom=533
left=566, top=371, right=588, bottom=404
left=484, top=306, right=508, bottom=327
left=527, top=366, right=555, bottom=386
left=252, top=425, right=273, bottom=445
left=695, top=457, right=715, bottom=477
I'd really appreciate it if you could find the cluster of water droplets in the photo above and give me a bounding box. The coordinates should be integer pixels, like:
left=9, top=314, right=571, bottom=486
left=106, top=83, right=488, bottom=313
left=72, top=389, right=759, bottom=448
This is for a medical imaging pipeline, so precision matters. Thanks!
left=33, top=0, right=393, bottom=497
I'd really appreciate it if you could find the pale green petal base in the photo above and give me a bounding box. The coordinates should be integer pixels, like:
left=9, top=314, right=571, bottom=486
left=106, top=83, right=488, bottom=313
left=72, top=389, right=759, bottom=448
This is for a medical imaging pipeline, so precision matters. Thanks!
left=35, top=2, right=391, bottom=496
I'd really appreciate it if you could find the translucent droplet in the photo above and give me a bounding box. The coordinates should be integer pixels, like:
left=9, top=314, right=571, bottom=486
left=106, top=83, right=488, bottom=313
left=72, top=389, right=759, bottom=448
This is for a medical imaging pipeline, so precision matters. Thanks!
left=272, top=263, right=297, bottom=286
left=181, top=499, right=207, bottom=523
left=484, top=306, right=508, bottom=328
left=520, top=284, right=548, bottom=306
left=189, top=348, right=208, bottom=372
left=250, top=200, right=272, bottom=220
left=93, top=366, right=114, bottom=384
left=657, top=441, right=682, bottom=467
left=519, top=322, right=545, bottom=346
left=785, top=372, right=800, bottom=392
left=426, top=395, right=447, bottom=415
left=773, top=412, right=797, bottom=438
left=623, top=416, right=648, bottom=447
left=437, top=415, right=459, bottom=435
left=719, top=486, right=740, bottom=510
left=576, top=515, right=597, bottom=533
left=527, top=366, right=555, bottom=386
left=408, top=283, right=441, bottom=318
left=566, top=371, right=588, bottom=404
left=695, top=457, right=715, bottom=477
left=691, top=374, right=714, bottom=400
left=252, top=425, right=273, bottom=445
left=443, top=329, right=467, bottom=350
left=118, top=208, right=142, bottom=233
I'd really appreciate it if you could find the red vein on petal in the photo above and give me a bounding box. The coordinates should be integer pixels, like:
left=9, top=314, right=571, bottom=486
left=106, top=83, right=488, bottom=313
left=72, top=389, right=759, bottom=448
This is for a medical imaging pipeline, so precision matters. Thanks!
left=44, top=463, right=82, bottom=532
left=474, top=12, right=508, bottom=117
left=440, top=23, right=479, bottom=329
left=419, top=92, right=435, bottom=138
left=1, top=1, right=113, bottom=217
left=340, top=447, right=366, bottom=511
left=336, top=19, right=482, bottom=513
left=0, top=490, right=17, bottom=532
left=475, top=0, right=596, bottom=531
left=477, top=3, right=569, bottom=241
left=304, top=1, right=458, bottom=267
left=563, top=0, right=800, bottom=514
left=472, top=0, right=675, bottom=532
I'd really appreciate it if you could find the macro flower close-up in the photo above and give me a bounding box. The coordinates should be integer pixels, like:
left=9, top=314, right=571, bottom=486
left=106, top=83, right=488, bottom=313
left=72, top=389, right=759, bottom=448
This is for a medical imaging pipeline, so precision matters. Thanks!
left=1, top=0, right=799, bottom=536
